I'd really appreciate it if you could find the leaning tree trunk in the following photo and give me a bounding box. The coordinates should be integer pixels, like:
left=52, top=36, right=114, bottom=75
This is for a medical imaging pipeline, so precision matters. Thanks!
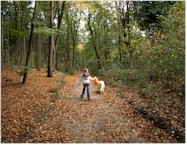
left=22, top=1, right=37, bottom=84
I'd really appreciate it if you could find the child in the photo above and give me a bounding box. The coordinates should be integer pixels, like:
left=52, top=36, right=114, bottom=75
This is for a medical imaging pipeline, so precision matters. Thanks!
left=78, top=68, right=94, bottom=100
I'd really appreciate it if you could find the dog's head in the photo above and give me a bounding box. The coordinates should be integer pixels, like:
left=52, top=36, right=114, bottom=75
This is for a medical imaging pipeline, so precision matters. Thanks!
left=93, top=77, right=99, bottom=86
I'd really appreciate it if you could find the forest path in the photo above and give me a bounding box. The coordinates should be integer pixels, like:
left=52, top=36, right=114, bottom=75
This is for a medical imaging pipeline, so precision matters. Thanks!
left=56, top=72, right=143, bottom=143
left=1, top=68, right=178, bottom=143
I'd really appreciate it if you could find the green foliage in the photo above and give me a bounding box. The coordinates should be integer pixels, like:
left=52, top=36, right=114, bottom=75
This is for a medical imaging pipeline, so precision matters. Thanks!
left=97, top=64, right=148, bottom=91
left=1, top=1, right=184, bottom=100
left=93, top=2, right=184, bottom=99
left=149, top=2, right=184, bottom=86
left=134, top=1, right=175, bottom=34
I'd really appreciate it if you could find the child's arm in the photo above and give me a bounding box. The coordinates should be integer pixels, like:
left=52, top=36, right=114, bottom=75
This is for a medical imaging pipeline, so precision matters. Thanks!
left=89, top=76, right=95, bottom=81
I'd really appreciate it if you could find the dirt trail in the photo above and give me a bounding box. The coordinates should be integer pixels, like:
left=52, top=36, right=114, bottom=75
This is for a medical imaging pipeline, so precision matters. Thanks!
left=56, top=74, right=143, bottom=143
left=1, top=69, right=178, bottom=143
left=40, top=72, right=176, bottom=143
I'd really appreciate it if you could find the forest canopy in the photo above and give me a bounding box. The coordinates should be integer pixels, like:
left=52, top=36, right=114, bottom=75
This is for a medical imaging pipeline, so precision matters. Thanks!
left=1, top=1, right=185, bottom=94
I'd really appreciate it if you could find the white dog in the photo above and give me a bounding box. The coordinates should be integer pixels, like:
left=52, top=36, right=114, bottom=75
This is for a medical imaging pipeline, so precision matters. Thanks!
left=93, top=77, right=105, bottom=94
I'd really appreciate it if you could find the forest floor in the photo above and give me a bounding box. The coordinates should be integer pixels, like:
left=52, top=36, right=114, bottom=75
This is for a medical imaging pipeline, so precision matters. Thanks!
left=1, top=66, right=184, bottom=143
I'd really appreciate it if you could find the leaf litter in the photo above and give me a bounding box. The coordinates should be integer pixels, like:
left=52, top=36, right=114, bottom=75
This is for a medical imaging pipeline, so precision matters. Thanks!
left=1, top=67, right=180, bottom=143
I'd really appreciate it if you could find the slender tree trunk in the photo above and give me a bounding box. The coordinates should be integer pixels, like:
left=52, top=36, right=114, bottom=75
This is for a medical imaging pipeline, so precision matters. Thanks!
left=43, top=34, right=48, bottom=66
left=55, top=1, right=66, bottom=70
left=20, top=36, right=23, bottom=66
left=126, top=1, right=131, bottom=66
left=116, top=1, right=131, bottom=66
left=36, top=33, right=42, bottom=70
left=66, top=9, right=71, bottom=72
left=118, top=19, right=122, bottom=63
left=47, top=1, right=55, bottom=77
left=17, top=1, right=21, bottom=66
left=70, top=18, right=79, bottom=68
left=1, top=17, right=4, bottom=65
left=70, top=19, right=75, bottom=68
left=22, top=1, right=37, bottom=84
left=72, top=39, right=75, bottom=68
left=20, top=28, right=26, bottom=66
left=104, top=23, right=110, bottom=62
left=23, top=34, right=26, bottom=66
left=48, top=36, right=54, bottom=77
left=118, top=33, right=122, bottom=63
left=14, top=1, right=21, bottom=65
left=87, top=14, right=101, bottom=69
left=97, top=22, right=101, bottom=53
left=7, top=12, right=10, bottom=65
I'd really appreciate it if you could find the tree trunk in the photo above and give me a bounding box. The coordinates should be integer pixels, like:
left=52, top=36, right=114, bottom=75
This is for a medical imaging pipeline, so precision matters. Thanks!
left=104, top=22, right=110, bottom=62
left=126, top=1, right=131, bottom=66
left=116, top=1, right=131, bottom=66
left=47, top=1, right=55, bottom=77
left=14, top=1, right=21, bottom=65
left=15, top=1, right=21, bottom=65
left=71, top=19, right=75, bottom=68
left=70, top=18, right=79, bottom=68
left=118, top=25, right=122, bottom=63
left=117, top=11, right=122, bottom=63
left=36, top=33, right=42, bottom=70
left=65, top=9, right=71, bottom=72
left=1, top=17, right=4, bottom=65
left=55, top=1, right=66, bottom=70
left=97, top=22, right=101, bottom=54
left=22, top=34, right=26, bottom=66
left=22, top=1, right=37, bottom=84
left=72, top=38, right=75, bottom=68
left=87, top=14, right=101, bottom=69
